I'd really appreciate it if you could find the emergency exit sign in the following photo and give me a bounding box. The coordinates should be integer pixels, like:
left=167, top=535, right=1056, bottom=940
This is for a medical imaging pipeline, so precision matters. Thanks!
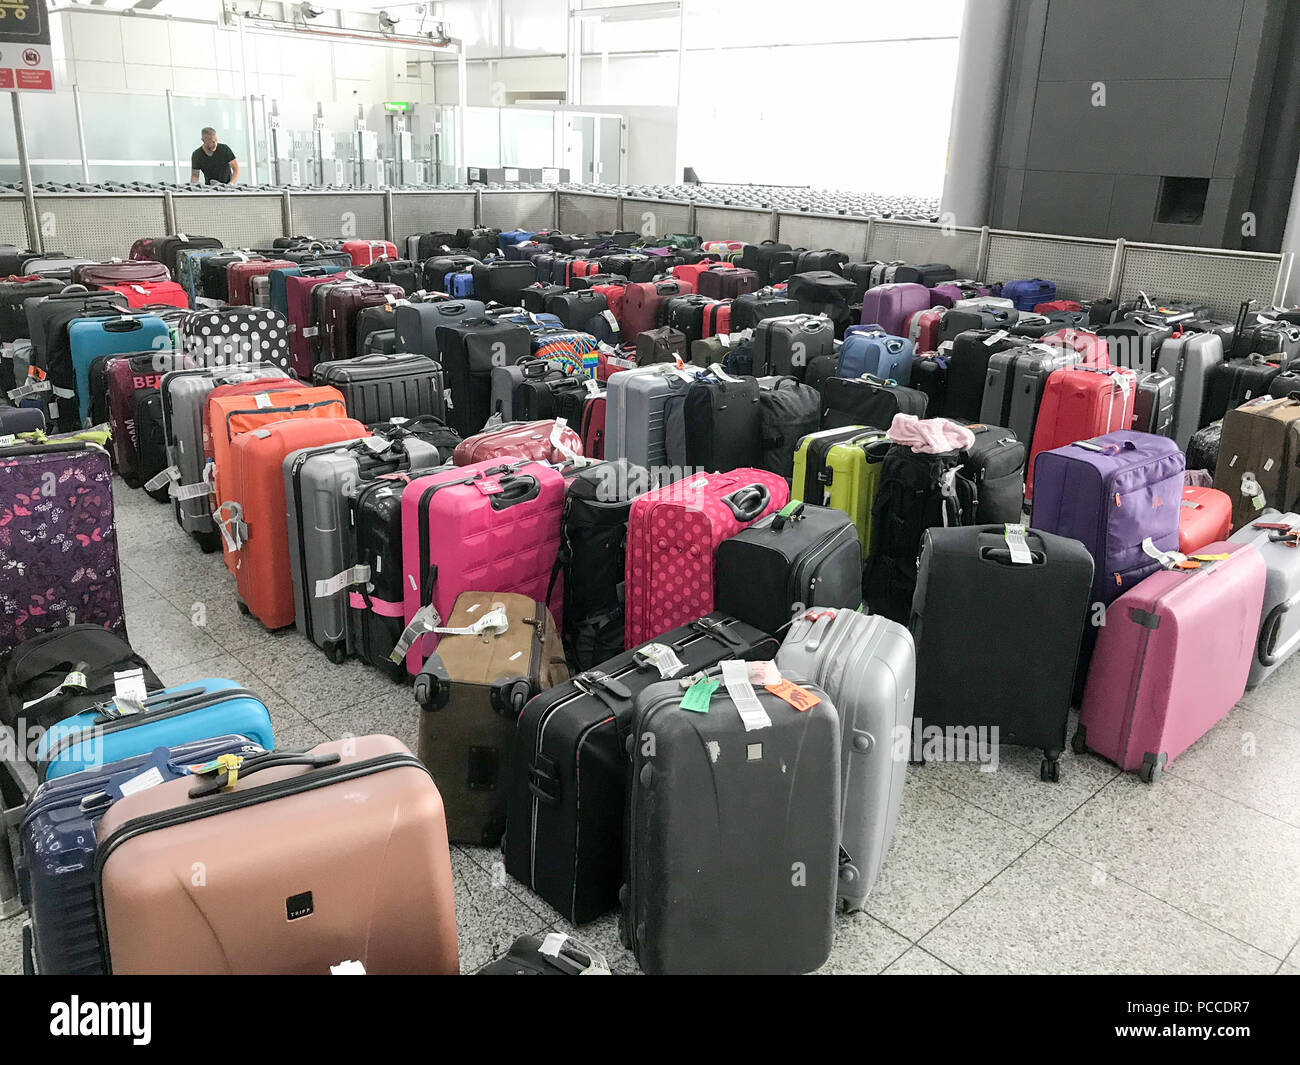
left=383, top=101, right=412, bottom=113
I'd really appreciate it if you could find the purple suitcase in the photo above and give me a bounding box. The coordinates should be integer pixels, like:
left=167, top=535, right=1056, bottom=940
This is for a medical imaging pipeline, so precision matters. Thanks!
left=0, top=437, right=125, bottom=654
left=860, top=283, right=932, bottom=336
left=1030, top=430, right=1185, bottom=609
left=1075, top=541, right=1265, bottom=782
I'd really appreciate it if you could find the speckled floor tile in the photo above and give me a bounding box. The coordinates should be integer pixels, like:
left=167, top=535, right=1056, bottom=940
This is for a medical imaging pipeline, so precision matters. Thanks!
left=882, top=946, right=960, bottom=975
left=814, top=911, right=912, bottom=975
left=450, top=846, right=550, bottom=974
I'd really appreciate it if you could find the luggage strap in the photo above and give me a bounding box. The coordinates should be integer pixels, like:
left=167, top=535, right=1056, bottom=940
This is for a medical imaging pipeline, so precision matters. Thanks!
left=213, top=500, right=247, bottom=552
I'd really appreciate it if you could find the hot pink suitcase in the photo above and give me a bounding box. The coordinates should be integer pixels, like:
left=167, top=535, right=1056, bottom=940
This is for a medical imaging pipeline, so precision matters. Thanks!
left=624, top=469, right=790, bottom=648
left=399, top=459, right=564, bottom=676
left=860, top=283, right=932, bottom=336
left=1075, top=541, right=1266, bottom=781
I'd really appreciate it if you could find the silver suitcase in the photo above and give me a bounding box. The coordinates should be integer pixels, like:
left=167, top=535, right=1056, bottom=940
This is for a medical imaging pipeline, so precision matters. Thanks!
left=1155, top=331, right=1223, bottom=449
left=285, top=432, right=444, bottom=661
left=406, top=236, right=422, bottom=262
left=981, top=345, right=1077, bottom=444
left=775, top=608, right=914, bottom=912
left=605, top=363, right=692, bottom=470
left=1228, top=509, right=1300, bottom=689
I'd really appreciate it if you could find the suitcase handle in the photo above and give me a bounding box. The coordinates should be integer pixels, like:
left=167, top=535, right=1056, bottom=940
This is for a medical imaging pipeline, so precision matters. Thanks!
left=1258, top=587, right=1300, bottom=667
left=722, top=484, right=771, bottom=522
left=490, top=474, right=540, bottom=510
left=771, top=501, right=805, bottom=531
left=978, top=545, right=1046, bottom=566
left=187, top=750, right=342, bottom=798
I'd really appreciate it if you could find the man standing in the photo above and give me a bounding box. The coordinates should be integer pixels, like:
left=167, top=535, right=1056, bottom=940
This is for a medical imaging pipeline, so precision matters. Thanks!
left=190, top=127, right=240, bottom=185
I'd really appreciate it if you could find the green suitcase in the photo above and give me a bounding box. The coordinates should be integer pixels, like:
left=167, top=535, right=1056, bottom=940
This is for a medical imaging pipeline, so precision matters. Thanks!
left=792, top=426, right=891, bottom=550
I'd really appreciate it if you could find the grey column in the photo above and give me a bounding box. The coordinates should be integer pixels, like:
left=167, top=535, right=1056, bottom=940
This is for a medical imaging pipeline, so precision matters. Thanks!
left=1281, top=158, right=1300, bottom=304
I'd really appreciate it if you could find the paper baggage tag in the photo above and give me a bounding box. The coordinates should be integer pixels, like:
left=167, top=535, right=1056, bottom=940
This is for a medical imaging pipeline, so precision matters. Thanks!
left=113, top=668, right=149, bottom=716
left=330, top=960, right=367, bottom=975
left=1141, top=537, right=1184, bottom=569
left=601, top=310, right=618, bottom=329
left=315, top=564, right=372, bottom=599
left=983, top=330, right=1009, bottom=346
left=709, top=362, right=739, bottom=382
left=1240, top=473, right=1265, bottom=510
left=679, top=676, right=718, bottom=713
left=388, top=603, right=442, bottom=663
left=747, top=660, right=781, bottom=685
left=635, top=643, right=685, bottom=678
left=475, top=476, right=504, bottom=496
left=7, top=378, right=50, bottom=401
left=361, top=436, right=391, bottom=454
left=145, top=465, right=179, bottom=492
left=766, top=678, right=820, bottom=712
left=1003, top=524, right=1033, bottom=564
left=583, top=378, right=601, bottom=397
left=253, top=392, right=272, bottom=408
left=721, top=660, right=771, bottom=732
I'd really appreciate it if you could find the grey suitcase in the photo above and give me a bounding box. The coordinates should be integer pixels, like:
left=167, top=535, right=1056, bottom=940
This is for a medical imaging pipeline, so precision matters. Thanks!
left=159, top=363, right=288, bottom=550
left=1133, top=368, right=1176, bottom=437
left=250, top=275, right=271, bottom=308
left=1154, top=332, right=1223, bottom=449
left=363, top=328, right=398, bottom=355
left=394, top=299, right=486, bottom=358
left=309, top=352, right=445, bottom=424
left=605, top=362, right=693, bottom=470
left=980, top=344, right=1078, bottom=445
left=1228, top=509, right=1300, bottom=689
left=406, top=235, right=422, bottom=262
left=488, top=356, right=570, bottom=423
left=774, top=608, right=914, bottom=911
left=621, top=668, right=840, bottom=974
left=285, top=432, right=444, bottom=662
left=753, top=314, right=834, bottom=378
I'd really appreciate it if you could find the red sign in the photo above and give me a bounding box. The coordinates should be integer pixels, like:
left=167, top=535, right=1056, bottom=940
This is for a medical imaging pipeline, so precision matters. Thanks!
left=0, top=70, right=12, bottom=90
left=15, top=68, right=49, bottom=90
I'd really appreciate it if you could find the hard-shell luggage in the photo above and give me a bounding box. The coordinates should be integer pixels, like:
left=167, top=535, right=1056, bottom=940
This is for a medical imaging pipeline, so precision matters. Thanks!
left=452, top=419, right=582, bottom=467
left=199, top=251, right=261, bottom=303
left=911, top=525, right=1094, bottom=781
left=36, top=677, right=275, bottom=783
left=839, top=326, right=914, bottom=384
left=1099, top=316, right=1173, bottom=374
left=228, top=258, right=294, bottom=306
left=715, top=501, right=862, bottom=633
left=505, top=612, right=779, bottom=924
left=1187, top=420, right=1222, bottom=475
left=285, top=271, right=347, bottom=376
left=310, top=352, right=445, bottom=424
left=753, top=314, right=833, bottom=379
left=105, top=351, right=170, bottom=486
left=622, top=669, right=839, bottom=974
left=860, top=283, right=932, bottom=337
left=398, top=458, right=565, bottom=675
left=1002, top=278, right=1056, bottom=312
left=1153, top=331, right=1223, bottom=449
left=67, top=312, right=170, bottom=426
left=792, top=425, right=890, bottom=549
left=605, top=363, right=693, bottom=469
left=323, top=282, right=405, bottom=362
left=730, top=289, right=800, bottom=332
left=1179, top=484, right=1231, bottom=553
left=412, top=592, right=568, bottom=845
left=1026, top=366, right=1136, bottom=501
left=979, top=343, right=1079, bottom=446
left=1228, top=510, right=1300, bottom=688
left=148, top=234, right=223, bottom=278
left=1203, top=354, right=1285, bottom=425
left=624, top=468, right=789, bottom=647
left=1075, top=543, right=1265, bottom=781
left=1213, top=394, right=1300, bottom=531
left=944, top=329, right=1028, bottom=421
left=1133, top=368, right=1176, bottom=437
left=822, top=373, right=928, bottom=430
left=394, top=299, right=487, bottom=359
left=344, top=239, right=399, bottom=267
left=95, top=734, right=459, bottom=974
left=775, top=608, right=914, bottom=908
left=0, top=437, right=124, bottom=653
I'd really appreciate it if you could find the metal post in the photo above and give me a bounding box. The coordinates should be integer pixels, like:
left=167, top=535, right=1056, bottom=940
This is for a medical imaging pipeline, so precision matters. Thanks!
left=384, top=189, right=395, bottom=244
left=163, top=189, right=176, bottom=234
left=1272, top=251, right=1293, bottom=307
left=282, top=188, right=294, bottom=239
left=237, top=16, right=258, bottom=184
left=165, top=89, right=182, bottom=185
left=864, top=217, right=876, bottom=260
left=12, top=93, right=41, bottom=253
left=1107, top=238, right=1126, bottom=302
left=975, top=225, right=991, bottom=280
left=71, top=85, right=90, bottom=184
left=552, top=189, right=560, bottom=230
left=455, top=40, right=468, bottom=184
left=616, top=193, right=624, bottom=231
left=687, top=202, right=696, bottom=237
left=475, top=186, right=483, bottom=227
left=769, top=208, right=780, bottom=243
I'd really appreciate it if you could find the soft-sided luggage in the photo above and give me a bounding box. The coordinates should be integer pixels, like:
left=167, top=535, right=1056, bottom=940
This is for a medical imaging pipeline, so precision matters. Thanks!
left=95, top=734, right=459, bottom=974
left=661, top=294, right=717, bottom=347
left=730, top=289, right=800, bottom=332
left=619, top=279, right=693, bottom=339
left=412, top=591, right=568, bottom=845
left=739, top=240, right=797, bottom=286
left=1187, top=421, right=1222, bottom=475
left=715, top=501, right=862, bottom=633
left=912, top=525, right=1094, bottom=781
left=98, top=279, right=187, bottom=311
left=1213, top=394, right=1300, bottom=531
left=775, top=607, right=914, bottom=908
left=0, top=437, right=124, bottom=654
left=360, top=257, right=420, bottom=295
left=753, top=314, right=833, bottom=379
left=1179, top=484, right=1231, bottom=553
left=180, top=306, right=292, bottom=374
left=1228, top=509, right=1300, bottom=688
left=792, top=426, right=890, bottom=549
left=489, top=354, right=572, bottom=422
left=1203, top=354, right=1284, bottom=425
left=23, top=289, right=130, bottom=429
left=36, top=677, right=274, bottom=783
left=697, top=266, right=759, bottom=300
left=148, top=234, right=223, bottom=278
left=839, top=325, right=914, bottom=384
left=343, top=239, right=399, bottom=267
left=957, top=421, right=1026, bottom=522
left=398, top=458, right=565, bottom=675
left=478, top=935, right=610, bottom=975
left=546, top=289, right=607, bottom=330
left=470, top=260, right=537, bottom=306
left=67, top=312, right=170, bottom=426
left=635, top=326, right=686, bottom=366
left=505, top=612, right=779, bottom=925
left=671, top=369, right=761, bottom=472
left=1026, top=366, right=1136, bottom=501
left=757, top=376, right=821, bottom=480
left=1075, top=542, right=1265, bottom=781
left=822, top=373, right=928, bottom=430
left=1098, top=316, right=1173, bottom=374
left=1152, top=330, right=1222, bottom=449
left=624, top=468, right=789, bottom=647
left=0, top=405, right=45, bottom=435
left=937, top=306, right=1020, bottom=345
left=452, top=418, right=582, bottom=467
left=436, top=316, right=531, bottom=435
left=424, top=255, right=481, bottom=293
left=860, top=283, right=932, bottom=337
left=310, top=352, right=445, bottom=424
left=622, top=667, right=839, bottom=974
left=132, top=387, right=169, bottom=499
left=105, top=351, right=170, bottom=486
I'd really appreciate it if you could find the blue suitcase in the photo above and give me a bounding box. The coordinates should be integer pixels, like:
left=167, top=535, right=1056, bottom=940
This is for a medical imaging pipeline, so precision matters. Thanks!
left=840, top=325, right=915, bottom=386
left=585, top=309, right=621, bottom=346
left=1001, top=278, right=1057, bottom=313
left=445, top=271, right=475, bottom=299
left=497, top=229, right=537, bottom=252
left=35, top=678, right=275, bottom=782
left=67, top=313, right=170, bottom=425
left=20, top=733, right=264, bottom=975
left=176, top=247, right=227, bottom=305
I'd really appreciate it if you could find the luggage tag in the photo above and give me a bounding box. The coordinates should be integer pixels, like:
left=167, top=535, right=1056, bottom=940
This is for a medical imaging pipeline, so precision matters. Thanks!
left=146, top=465, right=180, bottom=493
left=475, top=476, right=505, bottom=495
left=1240, top=473, right=1266, bottom=511
left=315, top=564, right=372, bottom=599
left=21, top=664, right=89, bottom=711
left=537, top=933, right=612, bottom=976
left=1141, top=537, right=1185, bottom=570
left=107, top=746, right=179, bottom=800
left=721, top=660, right=771, bottom=732
left=634, top=643, right=686, bottom=678
left=331, top=960, right=367, bottom=975
left=679, top=676, right=719, bottom=713
left=549, top=418, right=583, bottom=466
left=426, top=605, right=511, bottom=639
left=1003, top=523, right=1033, bottom=564
left=113, top=668, right=149, bottom=716
left=983, top=330, right=1009, bottom=346
left=389, top=603, right=443, bottom=664
left=765, top=678, right=821, bottom=712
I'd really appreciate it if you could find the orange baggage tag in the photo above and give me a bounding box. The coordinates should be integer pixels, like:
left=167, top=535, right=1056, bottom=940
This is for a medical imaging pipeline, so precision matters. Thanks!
left=765, top=679, right=821, bottom=712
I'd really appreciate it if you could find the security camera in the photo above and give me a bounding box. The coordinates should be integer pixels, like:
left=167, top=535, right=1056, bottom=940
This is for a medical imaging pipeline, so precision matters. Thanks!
left=299, top=2, right=324, bottom=18
left=378, top=10, right=400, bottom=29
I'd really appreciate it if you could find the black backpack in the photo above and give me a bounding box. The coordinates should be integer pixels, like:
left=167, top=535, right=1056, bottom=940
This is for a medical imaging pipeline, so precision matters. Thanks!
left=758, top=377, right=820, bottom=480
left=863, top=447, right=974, bottom=623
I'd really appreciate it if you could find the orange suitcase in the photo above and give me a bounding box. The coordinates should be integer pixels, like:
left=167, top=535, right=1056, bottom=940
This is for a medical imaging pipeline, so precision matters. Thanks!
left=1179, top=484, right=1232, bottom=554
left=219, top=414, right=368, bottom=628
left=96, top=734, right=460, bottom=975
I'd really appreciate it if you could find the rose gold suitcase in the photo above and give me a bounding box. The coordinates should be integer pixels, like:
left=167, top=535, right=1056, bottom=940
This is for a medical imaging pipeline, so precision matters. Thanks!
left=95, top=734, right=459, bottom=975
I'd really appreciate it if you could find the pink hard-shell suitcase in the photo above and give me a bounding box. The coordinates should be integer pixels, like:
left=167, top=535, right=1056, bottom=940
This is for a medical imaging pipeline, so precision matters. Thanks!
left=1075, top=541, right=1266, bottom=781
left=860, top=283, right=932, bottom=337
left=624, top=468, right=790, bottom=648
left=399, top=459, right=564, bottom=675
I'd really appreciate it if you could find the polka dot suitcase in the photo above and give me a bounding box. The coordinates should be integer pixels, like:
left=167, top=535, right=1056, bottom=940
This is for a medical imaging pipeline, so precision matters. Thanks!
left=180, top=307, right=292, bottom=375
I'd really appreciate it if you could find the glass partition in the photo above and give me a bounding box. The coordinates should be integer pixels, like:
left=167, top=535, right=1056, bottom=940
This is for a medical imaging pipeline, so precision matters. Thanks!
left=463, top=107, right=501, bottom=169
left=172, top=95, right=251, bottom=183
left=501, top=110, right=557, bottom=169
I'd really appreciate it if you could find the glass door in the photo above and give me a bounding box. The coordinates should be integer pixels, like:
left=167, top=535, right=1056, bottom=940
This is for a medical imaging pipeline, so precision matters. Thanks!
left=595, top=114, right=623, bottom=185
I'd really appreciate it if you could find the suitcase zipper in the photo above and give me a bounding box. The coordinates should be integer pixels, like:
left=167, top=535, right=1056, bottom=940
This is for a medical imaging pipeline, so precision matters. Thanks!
left=788, top=523, right=858, bottom=606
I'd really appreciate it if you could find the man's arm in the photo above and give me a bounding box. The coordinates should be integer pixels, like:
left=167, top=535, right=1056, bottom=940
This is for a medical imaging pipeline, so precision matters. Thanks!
left=229, top=157, right=240, bottom=184
left=190, top=170, right=202, bottom=183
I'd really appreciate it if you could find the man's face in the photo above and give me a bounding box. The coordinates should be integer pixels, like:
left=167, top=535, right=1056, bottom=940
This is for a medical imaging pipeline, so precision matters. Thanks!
left=201, top=131, right=218, bottom=152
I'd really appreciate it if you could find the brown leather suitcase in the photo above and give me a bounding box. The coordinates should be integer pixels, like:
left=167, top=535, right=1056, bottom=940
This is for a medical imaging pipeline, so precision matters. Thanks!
left=95, top=734, right=459, bottom=975
left=413, top=592, right=569, bottom=846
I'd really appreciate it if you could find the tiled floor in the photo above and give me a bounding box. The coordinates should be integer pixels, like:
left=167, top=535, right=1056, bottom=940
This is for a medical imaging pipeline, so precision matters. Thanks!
left=3, top=478, right=1299, bottom=975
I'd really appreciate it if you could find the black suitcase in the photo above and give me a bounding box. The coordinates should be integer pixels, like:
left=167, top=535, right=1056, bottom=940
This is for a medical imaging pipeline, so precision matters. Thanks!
left=199, top=251, right=264, bottom=303
left=521, top=283, right=566, bottom=313
left=794, top=249, right=848, bottom=274
left=1268, top=369, right=1300, bottom=398
left=912, top=353, right=949, bottom=416
left=1098, top=316, right=1173, bottom=373
left=434, top=316, right=531, bottom=435
left=132, top=387, right=170, bottom=503
left=348, top=476, right=412, bottom=679
left=1239, top=321, right=1300, bottom=361
left=937, top=307, right=1018, bottom=344
left=621, top=669, right=839, bottom=974
left=152, top=234, right=222, bottom=278
left=661, top=294, right=716, bottom=346
left=1202, top=354, right=1284, bottom=424
left=1186, top=420, right=1222, bottom=474
left=424, top=254, right=481, bottom=292
left=353, top=303, right=401, bottom=353
left=359, top=258, right=419, bottom=296
left=910, top=525, right=1094, bottom=781
left=413, top=231, right=460, bottom=260
left=455, top=227, right=501, bottom=259
left=310, top=352, right=445, bottom=424
left=957, top=421, right=1025, bottom=523
left=471, top=261, right=536, bottom=305
left=730, top=290, right=799, bottom=333
left=598, top=254, right=660, bottom=283
left=754, top=314, right=834, bottom=379
left=1133, top=368, right=1176, bottom=436
left=715, top=501, right=862, bottom=633
left=363, top=328, right=398, bottom=355
left=569, top=272, right=627, bottom=292
left=515, top=369, right=589, bottom=422
left=0, top=278, right=61, bottom=345
left=478, top=934, right=610, bottom=975
left=757, top=376, right=821, bottom=480
left=822, top=374, right=928, bottom=430
left=739, top=240, right=796, bottom=287
left=944, top=329, right=1029, bottom=421
left=25, top=291, right=131, bottom=430
left=793, top=426, right=889, bottom=505
left=0, top=243, right=36, bottom=277
left=675, top=373, right=761, bottom=472
left=892, top=262, right=956, bottom=286
left=785, top=271, right=857, bottom=314
left=545, top=289, right=607, bottom=330
left=804, top=351, right=840, bottom=397
left=503, top=613, right=781, bottom=926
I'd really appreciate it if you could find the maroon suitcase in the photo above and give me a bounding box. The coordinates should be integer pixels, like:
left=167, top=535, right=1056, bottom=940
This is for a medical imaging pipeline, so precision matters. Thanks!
left=620, top=279, right=693, bottom=339
left=697, top=266, right=759, bottom=300
left=286, top=272, right=347, bottom=377
left=75, top=260, right=172, bottom=287
left=106, top=352, right=173, bottom=487
left=323, top=283, right=404, bottom=362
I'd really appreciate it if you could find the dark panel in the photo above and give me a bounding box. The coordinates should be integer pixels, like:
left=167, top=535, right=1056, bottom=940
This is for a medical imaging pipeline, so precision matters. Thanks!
left=1019, top=170, right=1114, bottom=237
left=1106, top=175, right=1162, bottom=240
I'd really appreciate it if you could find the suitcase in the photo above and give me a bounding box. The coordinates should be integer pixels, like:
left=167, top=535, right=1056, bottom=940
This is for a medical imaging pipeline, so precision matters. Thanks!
left=635, top=326, right=685, bottom=366
left=478, top=935, right=611, bottom=975
left=323, top=282, right=405, bottom=362
left=730, top=290, right=800, bottom=333
left=1228, top=509, right=1300, bottom=688
left=435, top=316, right=531, bottom=435
left=21, top=733, right=263, bottom=975
left=287, top=429, right=444, bottom=660
left=24, top=290, right=131, bottom=430
left=624, top=468, right=789, bottom=647
left=1001, top=278, right=1056, bottom=312
left=672, top=260, right=731, bottom=286
left=1179, top=484, right=1232, bottom=554
left=906, top=308, right=944, bottom=354
left=67, top=313, right=170, bottom=426
left=398, top=458, right=565, bottom=675
left=452, top=419, right=582, bottom=467
left=775, top=607, right=914, bottom=908
left=285, top=271, right=348, bottom=376
left=99, top=279, right=188, bottom=311
left=1026, top=366, right=1137, bottom=501
left=912, top=525, right=1094, bottom=781
left=1133, top=368, right=1176, bottom=437
left=757, top=375, right=821, bottom=480
left=620, top=279, right=693, bottom=339
left=822, top=373, right=928, bottom=430
left=344, top=239, right=399, bottom=267
left=180, top=307, right=292, bottom=374
left=0, top=437, right=125, bottom=655
left=1075, top=542, right=1265, bottom=781
left=979, top=343, right=1079, bottom=446
left=944, top=328, right=1029, bottom=421
left=672, top=371, right=762, bottom=472
left=0, top=404, right=45, bottom=435
left=1153, top=331, right=1223, bottom=449
left=424, top=255, right=481, bottom=292
left=578, top=391, right=607, bottom=459
left=1099, top=317, right=1173, bottom=373
left=738, top=240, right=796, bottom=286
left=839, top=326, right=914, bottom=384
left=36, top=677, right=275, bottom=783
left=662, top=294, right=717, bottom=347
left=604, top=362, right=696, bottom=470
left=489, top=355, right=570, bottom=422
left=754, top=314, right=834, bottom=379
left=791, top=426, right=891, bottom=550
left=958, top=421, right=1026, bottom=522
left=1269, top=370, right=1300, bottom=398
left=359, top=258, right=420, bottom=295
left=95, top=734, right=459, bottom=974
left=470, top=260, right=537, bottom=305
left=521, top=284, right=566, bottom=314
left=911, top=353, right=949, bottom=416
left=622, top=669, right=839, bottom=974
left=697, top=266, right=759, bottom=300
left=1187, top=420, right=1222, bottom=475
left=545, top=289, right=607, bottom=330
left=861, top=283, right=932, bottom=336
left=131, top=387, right=171, bottom=499
left=715, top=501, right=862, bottom=633
left=938, top=307, right=1020, bottom=345
left=253, top=277, right=272, bottom=307
left=310, top=352, right=445, bottom=424
left=1203, top=354, right=1285, bottom=425
left=1213, top=394, right=1300, bottom=531
left=149, top=234, right=223, bottom=278
left=200, top=251, right=264, bottom=302
left=1042, top=326, right=1110, bottom=367
left=222, top=415, right=369, bottom=629
left=412, top=592, right=569, bottom=845
left=505, top=612, right=780, bottom=925
left=228, top=258, right=294, bottom=306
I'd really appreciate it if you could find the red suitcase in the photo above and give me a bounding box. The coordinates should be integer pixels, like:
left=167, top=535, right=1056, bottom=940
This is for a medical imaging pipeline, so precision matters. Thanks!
left=102, top=279, right=189, bottom=310
left=620, top=279, right=693, bottom=338
left=570, top=259, right=602, bottom=282
left=597, top=347, right=637, bottom=382
left=592, top=282, right=626, bottom=322
left=286, top=271, right=348, bottom=378
left=671, top=260, right=725, bottom=286
left=906, top=307, right=945, bottom=354
left=452, top=419, right=583, bottom=467
left=323, top=282, right=404, bottom=362
left=228, top=259, right=293, bottom=306
left=1035, top=299, right=1083, bottom=315
left=624, top=469, right=790, bottom=648
left=344, top=240, right=398, bottom=267
left=1044, top=327, right=1110, bottom=367
left=1026, top=365, right=1136, bottom=500
left=106, top=352, right=170, bottom=487
left=702, top=300, right=731, bottom=339
left=580, top=393, right=607, bottom=459
left=1179, top=485, right=1232, bottom=553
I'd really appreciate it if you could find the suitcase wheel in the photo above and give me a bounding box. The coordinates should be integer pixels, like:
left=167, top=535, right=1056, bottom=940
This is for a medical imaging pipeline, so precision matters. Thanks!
left=236, top=599, right=250, bottom=616
left=194, top=528, right=222, bottom=554
left=1139, top=752, right=1166, bottom=785
left=1040, top=757, right=1060, bottom=784
left=1071, top=725, right=1088, bottom=755
left=324, top=640, right=347, bottom=665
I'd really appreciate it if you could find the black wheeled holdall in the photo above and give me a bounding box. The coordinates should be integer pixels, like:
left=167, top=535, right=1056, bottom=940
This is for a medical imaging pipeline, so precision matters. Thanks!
left=956, top=421, right=1026, bottom=523
left=545, top=289, right=607, bottom=329
left=1202, top=353, right=1284, bottom=424
left=478, top=933, right=611, bottom=975
left=359, top=258, right=420, bottom=295
left=620, top=667, right=840, bottom=974
left=132, top=388, right=170, bottom=498
left=715, top=501, right=863, bottom=633
left=310, top=352, right=446, bottom=423
left=423, top=255, right=481, bottom=292
left=943, top=328, right=1029, bottom=420
left=661, top=293, right=716, bottom=346
left=757, top=375, right=821, bottom=479
left=503, top=613, right=781, bottom=926
left=909, top=525, right=1094, bottom=782
left=730, top=289, right=799, bottom=332
left=739, top=240, right=796, bottom=286
left=822, top=374, right=928, bottom=430
left=436, top=316, right=532, bottom=435
left=672, top=369, right=762, bottom=471
left=521, top=283, right=566, bottom=313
